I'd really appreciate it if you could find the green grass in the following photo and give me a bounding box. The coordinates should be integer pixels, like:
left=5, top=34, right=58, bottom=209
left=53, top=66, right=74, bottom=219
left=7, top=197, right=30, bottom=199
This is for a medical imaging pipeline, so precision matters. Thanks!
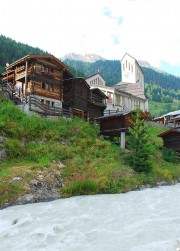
left=0, top=98, right=180, bottom=205
left=149, top=100, right=180, bottom=118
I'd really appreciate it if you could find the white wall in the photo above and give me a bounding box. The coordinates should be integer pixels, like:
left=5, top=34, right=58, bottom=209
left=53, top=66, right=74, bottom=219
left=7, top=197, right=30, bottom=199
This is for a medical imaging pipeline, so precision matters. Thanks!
left=86, top=73, right=106, bottom=87
left=121, top=54, right=144, bottom=93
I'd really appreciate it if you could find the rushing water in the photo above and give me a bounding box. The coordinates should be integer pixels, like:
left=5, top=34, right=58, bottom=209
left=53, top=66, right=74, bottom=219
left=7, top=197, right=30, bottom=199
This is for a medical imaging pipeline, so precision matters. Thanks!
left=0, top=184, right=180, bottom=251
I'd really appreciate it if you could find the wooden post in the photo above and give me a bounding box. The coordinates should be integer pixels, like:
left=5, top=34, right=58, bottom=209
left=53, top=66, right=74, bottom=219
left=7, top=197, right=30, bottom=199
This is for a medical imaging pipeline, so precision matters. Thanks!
left=120, top=131, right=126, bottom=149
left=24, top=61, right=28, bottom=96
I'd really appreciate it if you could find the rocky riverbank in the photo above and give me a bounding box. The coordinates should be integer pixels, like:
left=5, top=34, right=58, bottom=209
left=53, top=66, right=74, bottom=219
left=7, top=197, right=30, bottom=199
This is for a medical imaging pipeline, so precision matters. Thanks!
left=0, top=161, right=65, bottom=209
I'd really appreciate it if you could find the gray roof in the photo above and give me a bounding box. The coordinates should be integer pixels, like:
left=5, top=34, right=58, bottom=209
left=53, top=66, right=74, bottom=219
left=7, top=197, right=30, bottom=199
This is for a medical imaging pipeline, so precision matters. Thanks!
left=114, top=82, right=146, bottom=99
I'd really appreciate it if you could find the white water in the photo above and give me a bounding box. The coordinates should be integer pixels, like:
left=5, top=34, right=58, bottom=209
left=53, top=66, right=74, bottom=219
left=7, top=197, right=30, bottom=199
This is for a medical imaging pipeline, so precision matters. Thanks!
left=0, top=184, right=180, bottom=251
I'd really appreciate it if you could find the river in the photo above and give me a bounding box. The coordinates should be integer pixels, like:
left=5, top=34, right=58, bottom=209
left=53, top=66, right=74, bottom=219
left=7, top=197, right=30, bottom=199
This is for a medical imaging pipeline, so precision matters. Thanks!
left=0, top=184, right=180, bottom=251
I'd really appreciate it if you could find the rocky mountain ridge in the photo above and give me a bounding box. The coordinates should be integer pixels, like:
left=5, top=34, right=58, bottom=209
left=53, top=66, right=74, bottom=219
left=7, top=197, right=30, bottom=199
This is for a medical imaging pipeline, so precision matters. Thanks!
left=61, top=53, right=106, bottom=63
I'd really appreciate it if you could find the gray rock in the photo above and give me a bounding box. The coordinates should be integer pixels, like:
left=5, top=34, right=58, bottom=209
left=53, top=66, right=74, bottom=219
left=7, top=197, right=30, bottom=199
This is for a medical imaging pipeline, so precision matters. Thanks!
left=0, top=136, right=6, bottom=143
left=9, top=177, right=23, bottom=184
left=0, top=149, right=6, bottom=161
left=16, top=194, right=35, bottom=204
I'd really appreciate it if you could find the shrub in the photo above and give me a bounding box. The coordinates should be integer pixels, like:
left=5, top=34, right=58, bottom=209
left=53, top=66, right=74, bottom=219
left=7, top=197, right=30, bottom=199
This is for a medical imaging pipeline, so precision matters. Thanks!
left=162, top=147, right=178, bottom=163
left=62, top=179, right=98, bottom=197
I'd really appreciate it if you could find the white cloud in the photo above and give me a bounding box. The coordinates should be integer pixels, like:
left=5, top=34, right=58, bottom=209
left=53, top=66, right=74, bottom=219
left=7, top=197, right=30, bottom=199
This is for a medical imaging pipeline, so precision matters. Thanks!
left=0, top=0, right=180, bottom=76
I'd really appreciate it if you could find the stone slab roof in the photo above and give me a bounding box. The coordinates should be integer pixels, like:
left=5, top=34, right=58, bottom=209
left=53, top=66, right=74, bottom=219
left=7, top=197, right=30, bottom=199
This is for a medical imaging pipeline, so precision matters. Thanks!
left=114, top=82, right=146, bottom=99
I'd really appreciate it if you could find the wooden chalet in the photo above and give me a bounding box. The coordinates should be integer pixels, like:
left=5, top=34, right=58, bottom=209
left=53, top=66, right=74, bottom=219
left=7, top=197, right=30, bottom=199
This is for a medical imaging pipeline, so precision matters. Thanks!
left=98, top=110, right=149, bottom=149
left=158, top=128, right=180, bottom=153
left=1, top=54, right=72, bottom=114
left=62, top=78, right=90, bottom=119
left=62, top=78, right=107, bottom=120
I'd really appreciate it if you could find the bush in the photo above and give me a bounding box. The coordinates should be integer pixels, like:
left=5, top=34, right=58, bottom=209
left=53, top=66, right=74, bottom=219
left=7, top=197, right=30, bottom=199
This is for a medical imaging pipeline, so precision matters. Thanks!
left=162, top=147, right=178, bottom=163
left=62, top=179, right=98, bottom=197
left=6, top=139, right=25, bottom=159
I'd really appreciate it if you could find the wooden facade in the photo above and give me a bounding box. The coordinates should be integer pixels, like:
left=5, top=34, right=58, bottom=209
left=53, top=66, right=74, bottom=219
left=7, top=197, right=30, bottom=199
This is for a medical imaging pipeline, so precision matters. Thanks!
left=98, top=111, right=135, bottom=137
left=158, top=128, right=180, bottom=153
left=98, top=111, right=149, bottom=149
left=63, top=78, right=107, bottom=120
left=1, top=55, right=107, bottom=120
left=2, top=54, right=72, bottom=109
left=62, top=78, right=90, bottom=119
left=88, top=88, right=107, bottom=119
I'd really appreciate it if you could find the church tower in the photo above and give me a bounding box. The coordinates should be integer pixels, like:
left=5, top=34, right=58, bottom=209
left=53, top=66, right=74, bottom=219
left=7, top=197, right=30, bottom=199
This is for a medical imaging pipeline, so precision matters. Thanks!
left=121, top=53, right=144, bottom=94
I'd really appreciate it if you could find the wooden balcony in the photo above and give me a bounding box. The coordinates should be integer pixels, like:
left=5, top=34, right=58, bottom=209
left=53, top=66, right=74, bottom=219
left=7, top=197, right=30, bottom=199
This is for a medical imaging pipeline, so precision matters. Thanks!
left=89, top=96, right=106, bottom=107
left=32, top=88, right=61, bottom=100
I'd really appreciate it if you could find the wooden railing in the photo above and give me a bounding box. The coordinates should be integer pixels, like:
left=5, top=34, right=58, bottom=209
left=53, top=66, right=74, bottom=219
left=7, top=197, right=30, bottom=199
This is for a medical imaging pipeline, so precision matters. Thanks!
left=29, top=96, right=70, bottom=116
left=104, top=105, right=131, bottom=115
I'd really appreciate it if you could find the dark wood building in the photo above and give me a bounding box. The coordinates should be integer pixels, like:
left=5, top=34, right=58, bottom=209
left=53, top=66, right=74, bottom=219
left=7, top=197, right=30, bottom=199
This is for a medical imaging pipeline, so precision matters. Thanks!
left=158, top=128, right=180, bottom=153
left=62, top=78, right=90, bottom=119
left=1, top=54, right=72, bottom=113
left=63, top=78, right=107, bottom=120
left=98, top=110, right=149, bottom=148
left=88, top=88, right=107, bottom=120
left=98, top=111, right=134, bottom=136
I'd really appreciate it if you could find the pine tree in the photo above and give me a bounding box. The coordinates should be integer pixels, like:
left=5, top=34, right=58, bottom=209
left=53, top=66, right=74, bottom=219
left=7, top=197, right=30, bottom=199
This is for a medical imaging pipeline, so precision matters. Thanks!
left=125, top=108, right=152, bottom=173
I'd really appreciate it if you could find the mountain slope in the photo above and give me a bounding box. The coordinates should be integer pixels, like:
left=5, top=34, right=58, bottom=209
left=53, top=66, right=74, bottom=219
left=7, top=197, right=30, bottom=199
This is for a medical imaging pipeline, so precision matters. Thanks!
left=0, top=35, right=48, bottom=73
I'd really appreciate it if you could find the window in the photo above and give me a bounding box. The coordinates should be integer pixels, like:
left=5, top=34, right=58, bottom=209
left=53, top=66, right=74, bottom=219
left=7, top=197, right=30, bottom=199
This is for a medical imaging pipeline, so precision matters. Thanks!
left=126, top=60, right=127, bottom=68
left=42, top=82, right=49, bottom=90
left=45, top=100, right=50, bottom=107
left=49, top=84, right=54, bottom=92
left=123, top=63, right=125, bottom=71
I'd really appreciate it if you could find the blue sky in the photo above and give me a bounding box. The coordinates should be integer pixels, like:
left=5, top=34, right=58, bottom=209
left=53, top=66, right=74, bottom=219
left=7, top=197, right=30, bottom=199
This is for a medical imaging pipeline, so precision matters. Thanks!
left=0, top=0, right=180, bottom=77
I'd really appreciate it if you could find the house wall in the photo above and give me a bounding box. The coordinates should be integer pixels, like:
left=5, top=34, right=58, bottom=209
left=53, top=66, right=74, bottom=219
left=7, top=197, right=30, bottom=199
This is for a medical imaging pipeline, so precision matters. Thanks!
left=63, top=78, right=89, bottom=111
left=162, top=132, right=180, bottom=152
left=86, top=74, right=106, bottom=87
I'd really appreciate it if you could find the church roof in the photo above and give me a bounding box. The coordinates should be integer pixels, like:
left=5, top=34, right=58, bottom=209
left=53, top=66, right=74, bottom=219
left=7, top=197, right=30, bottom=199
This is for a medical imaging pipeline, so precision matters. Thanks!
left=114, top=82, right=146, bottom=100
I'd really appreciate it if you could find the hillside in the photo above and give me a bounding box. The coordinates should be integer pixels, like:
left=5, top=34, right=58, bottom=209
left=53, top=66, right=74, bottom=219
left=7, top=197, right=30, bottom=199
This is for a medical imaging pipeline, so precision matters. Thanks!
left=0, top=99, right=180, bottom=207
left=0, top=35, right=48, bottom=73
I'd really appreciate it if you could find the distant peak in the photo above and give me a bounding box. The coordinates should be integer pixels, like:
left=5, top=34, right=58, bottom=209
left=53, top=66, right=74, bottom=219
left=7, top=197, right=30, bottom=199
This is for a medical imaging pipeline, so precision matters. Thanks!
left=62, top=53, right=106, bottom=63
left=138, top=60, right=166, bottom=74
left=138, top=60, right=151, bottom=68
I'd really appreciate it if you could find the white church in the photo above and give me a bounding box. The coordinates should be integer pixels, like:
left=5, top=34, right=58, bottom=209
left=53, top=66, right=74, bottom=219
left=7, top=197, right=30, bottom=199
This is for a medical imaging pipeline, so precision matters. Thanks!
left=86, top=53, right=148, bottom=113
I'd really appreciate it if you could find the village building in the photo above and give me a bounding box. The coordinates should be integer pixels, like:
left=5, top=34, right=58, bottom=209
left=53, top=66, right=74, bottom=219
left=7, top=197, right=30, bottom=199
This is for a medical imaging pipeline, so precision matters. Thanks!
left=1, top=54, right=107, bottom=120
left=98, top=110, right=149, bottom=149
left=85, top=53, right=149, bottom=114
left=158, top=128, right=180, bottom=153
left=62, top=78, right=107, bottom=120
left=154, top=110, right=180, bottom=128
left=1, top=54, right=72, bottom=113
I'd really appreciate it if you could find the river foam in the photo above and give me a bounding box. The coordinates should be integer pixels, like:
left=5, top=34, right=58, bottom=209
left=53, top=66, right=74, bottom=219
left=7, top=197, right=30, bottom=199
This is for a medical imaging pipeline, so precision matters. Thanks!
left=0, top=184, right=180, bottom=251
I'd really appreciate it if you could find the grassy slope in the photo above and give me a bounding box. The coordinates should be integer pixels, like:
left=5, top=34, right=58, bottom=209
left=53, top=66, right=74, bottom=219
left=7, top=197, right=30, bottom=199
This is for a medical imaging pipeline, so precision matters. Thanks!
left=0, top=99, right=179, bottom=206
left=149, top=100, right=180, bottom=118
